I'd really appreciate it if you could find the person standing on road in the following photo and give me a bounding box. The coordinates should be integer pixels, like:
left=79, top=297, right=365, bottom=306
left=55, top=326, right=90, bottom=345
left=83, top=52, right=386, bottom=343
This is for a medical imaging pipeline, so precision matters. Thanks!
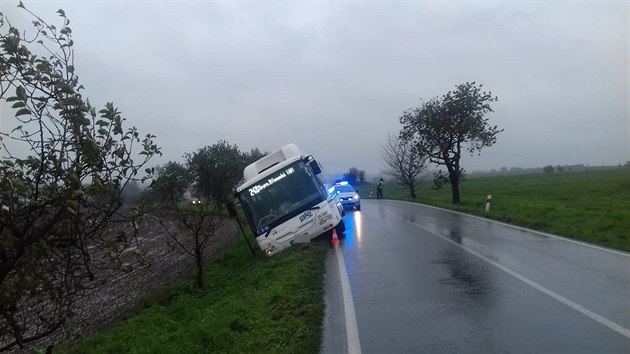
left=377, top=178, right=384, bottom=199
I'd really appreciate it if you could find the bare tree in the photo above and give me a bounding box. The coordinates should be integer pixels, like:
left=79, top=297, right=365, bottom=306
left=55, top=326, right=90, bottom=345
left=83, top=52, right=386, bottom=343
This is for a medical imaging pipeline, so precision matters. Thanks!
left=151, top=162, right=222, bottom=289
left=380, top=133, right=427, bottom=199
left=0, top=5, right=160, bottom=350
left=154, top=205, right=223, bottom=289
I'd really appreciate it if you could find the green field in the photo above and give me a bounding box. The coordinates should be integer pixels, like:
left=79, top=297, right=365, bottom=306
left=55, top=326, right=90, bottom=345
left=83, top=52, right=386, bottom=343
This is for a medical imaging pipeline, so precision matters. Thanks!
left=62, top=239, right=328, bottom=354
left=361, top=168, right=630, bottom=252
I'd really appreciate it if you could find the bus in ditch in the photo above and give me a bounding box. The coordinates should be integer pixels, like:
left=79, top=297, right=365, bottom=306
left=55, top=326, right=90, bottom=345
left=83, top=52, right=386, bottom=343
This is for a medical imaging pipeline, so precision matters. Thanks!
left=234, top=144, right=345, bottom=256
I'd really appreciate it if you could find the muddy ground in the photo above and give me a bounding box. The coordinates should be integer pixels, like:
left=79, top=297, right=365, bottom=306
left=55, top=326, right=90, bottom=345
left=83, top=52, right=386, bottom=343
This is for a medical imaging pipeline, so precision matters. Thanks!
left=10, top=216, right=240, bottom=352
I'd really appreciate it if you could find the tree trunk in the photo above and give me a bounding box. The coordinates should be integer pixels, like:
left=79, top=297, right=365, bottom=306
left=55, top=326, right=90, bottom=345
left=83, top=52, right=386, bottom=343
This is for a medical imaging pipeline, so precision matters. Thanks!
left=410, top=186, right=417, bottom=199
left=195, top=250, right=204, bottom=289
left=450, top=174, right=460, bottom=204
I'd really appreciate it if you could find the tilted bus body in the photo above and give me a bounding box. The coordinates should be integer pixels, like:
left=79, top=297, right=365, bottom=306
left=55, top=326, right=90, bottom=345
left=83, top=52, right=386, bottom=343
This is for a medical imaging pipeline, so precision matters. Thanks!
left=235, top=144, right=345, bottom=256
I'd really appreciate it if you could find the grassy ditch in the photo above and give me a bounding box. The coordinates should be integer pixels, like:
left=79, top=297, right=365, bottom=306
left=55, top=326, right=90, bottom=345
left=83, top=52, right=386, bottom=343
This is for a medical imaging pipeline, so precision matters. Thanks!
left=62, top=237, right=328, bottom=354
left=361, top=168, right=630, bottom=252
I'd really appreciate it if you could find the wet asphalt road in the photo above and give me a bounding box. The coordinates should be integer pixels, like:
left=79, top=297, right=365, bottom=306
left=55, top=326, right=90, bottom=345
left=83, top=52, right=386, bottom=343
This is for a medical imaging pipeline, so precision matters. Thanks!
left=321, top=199, right=630, bottom=353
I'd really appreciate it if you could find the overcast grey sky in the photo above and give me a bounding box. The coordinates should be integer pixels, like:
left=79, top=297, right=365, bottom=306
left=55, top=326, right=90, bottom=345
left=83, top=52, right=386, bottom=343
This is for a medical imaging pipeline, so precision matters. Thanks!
left=1, top=0, right=628, bottom=177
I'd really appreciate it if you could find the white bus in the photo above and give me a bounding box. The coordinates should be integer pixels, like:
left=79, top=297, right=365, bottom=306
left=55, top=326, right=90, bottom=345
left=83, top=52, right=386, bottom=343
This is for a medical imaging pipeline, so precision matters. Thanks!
left=235, top=144, right=345, bottom=256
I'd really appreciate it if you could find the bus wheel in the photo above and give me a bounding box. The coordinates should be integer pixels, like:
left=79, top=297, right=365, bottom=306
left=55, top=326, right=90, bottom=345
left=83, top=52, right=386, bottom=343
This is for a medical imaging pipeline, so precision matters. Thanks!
left=335, top=220, right=346, bottom=234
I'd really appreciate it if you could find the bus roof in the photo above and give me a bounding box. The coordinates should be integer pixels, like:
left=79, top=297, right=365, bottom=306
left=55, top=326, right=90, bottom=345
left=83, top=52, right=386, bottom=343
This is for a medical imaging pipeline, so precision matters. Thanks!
left=242, top=143, right=305, bottom=182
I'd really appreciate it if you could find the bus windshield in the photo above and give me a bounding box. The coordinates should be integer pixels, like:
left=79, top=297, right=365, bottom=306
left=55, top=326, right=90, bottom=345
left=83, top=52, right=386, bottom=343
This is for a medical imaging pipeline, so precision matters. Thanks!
left=239, top=160, right=326, bottom=235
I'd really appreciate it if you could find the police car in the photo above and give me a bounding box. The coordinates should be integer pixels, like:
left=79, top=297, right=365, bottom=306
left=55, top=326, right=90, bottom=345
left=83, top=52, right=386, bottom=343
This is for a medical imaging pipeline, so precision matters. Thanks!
left=330, top=181, right=361, bottom=211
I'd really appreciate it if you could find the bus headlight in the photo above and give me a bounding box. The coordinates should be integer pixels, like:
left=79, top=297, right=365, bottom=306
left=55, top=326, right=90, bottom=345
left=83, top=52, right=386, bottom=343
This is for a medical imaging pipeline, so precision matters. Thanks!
left=264, top=246, right=276, bottom=256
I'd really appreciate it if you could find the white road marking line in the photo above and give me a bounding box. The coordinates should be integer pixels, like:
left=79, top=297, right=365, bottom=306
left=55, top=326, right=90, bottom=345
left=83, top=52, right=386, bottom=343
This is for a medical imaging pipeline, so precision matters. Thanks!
left=386, top=210, right=630, bottom=340
left=335, top=244, right=362, bottom=354
left=393, top=200, right=630, bottom=258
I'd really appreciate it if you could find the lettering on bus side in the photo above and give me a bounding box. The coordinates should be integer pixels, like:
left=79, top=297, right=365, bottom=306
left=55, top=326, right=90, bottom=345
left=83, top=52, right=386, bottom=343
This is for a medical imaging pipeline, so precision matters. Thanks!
left=299, top=211, right=313, bottom=223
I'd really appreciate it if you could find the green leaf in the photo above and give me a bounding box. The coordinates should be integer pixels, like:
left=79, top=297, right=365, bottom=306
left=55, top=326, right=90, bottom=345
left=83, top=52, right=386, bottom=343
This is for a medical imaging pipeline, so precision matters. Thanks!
left=68, top=173, right=79, bottom=187
left=11, top=101, right=26, bottom=109
left=15, top=108, right=31, bottom=116
left=85, top=139, right=99, bottom=155
left=16, top=86, right=27, bottom=101
left=11, top=178, right=26, bottom=191
left=71, top=189, right=83, bottom=199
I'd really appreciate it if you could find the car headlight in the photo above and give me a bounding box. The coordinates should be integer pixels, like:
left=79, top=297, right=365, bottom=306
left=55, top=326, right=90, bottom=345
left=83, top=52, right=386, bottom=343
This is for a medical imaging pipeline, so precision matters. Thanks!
left=353, top=194, right=359, bottom=200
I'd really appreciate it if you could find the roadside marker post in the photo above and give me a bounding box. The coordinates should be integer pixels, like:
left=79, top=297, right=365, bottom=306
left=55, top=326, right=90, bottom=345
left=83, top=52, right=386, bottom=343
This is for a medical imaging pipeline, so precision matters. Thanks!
left=485, top=195, right=492, bottom=212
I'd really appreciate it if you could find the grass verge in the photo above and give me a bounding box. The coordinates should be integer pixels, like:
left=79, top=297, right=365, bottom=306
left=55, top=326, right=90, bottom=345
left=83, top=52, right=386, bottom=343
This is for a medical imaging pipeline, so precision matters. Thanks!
left=60, top=236, right=328, bottom=354
left=360, top=168, right=630, bottom=252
